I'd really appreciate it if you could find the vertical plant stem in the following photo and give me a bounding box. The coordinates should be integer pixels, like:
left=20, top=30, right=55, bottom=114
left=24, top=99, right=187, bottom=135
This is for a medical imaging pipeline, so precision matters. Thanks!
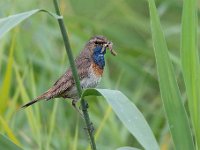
left=53, top=0, right=82, bottom=96
left=53, top=0, right=96, bottom=149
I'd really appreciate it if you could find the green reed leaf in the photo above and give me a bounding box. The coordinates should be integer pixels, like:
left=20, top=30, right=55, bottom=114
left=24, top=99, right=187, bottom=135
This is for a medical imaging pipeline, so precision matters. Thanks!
left=181, top=0, right=200, bottom=148
left=82, top=89, right=159, bottom=150
left=148, top=0, right=195, bottom=149
left=0, top=9, right=62, bottom=39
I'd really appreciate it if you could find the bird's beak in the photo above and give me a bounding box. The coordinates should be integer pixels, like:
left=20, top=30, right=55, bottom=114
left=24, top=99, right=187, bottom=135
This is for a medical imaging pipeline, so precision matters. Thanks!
left=101, top=42, right=117, bottom=56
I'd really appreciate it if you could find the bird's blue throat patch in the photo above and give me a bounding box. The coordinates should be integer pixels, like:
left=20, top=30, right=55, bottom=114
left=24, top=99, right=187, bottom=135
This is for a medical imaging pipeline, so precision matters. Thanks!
left=92, top=45, right=106, bottom=69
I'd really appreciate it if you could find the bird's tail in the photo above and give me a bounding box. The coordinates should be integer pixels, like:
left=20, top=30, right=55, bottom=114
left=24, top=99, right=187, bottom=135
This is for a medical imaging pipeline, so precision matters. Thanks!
left=21, top=94, right=47, bottom=108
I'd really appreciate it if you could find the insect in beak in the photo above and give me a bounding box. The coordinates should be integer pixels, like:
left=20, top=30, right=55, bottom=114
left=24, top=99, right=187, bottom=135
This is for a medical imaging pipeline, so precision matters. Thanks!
left=101, top=42, right=117, bottom=56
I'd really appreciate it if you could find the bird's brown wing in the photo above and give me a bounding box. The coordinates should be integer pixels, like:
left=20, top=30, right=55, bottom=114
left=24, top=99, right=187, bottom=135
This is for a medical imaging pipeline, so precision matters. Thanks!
left=47, top=57, right=92, bottom=98
left=21, top=57, right=92, bottom=108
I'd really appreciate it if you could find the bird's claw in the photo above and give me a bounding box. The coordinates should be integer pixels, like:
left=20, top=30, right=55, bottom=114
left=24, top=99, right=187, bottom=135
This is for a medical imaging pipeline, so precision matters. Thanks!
left=72, top=100, right=84, bottom=118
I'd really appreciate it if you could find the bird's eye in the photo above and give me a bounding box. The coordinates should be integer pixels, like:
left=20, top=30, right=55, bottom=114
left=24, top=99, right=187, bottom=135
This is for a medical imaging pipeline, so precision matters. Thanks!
left=94, top=41, right=100, bottom=44
left=94, top=39, right=105, bottom=45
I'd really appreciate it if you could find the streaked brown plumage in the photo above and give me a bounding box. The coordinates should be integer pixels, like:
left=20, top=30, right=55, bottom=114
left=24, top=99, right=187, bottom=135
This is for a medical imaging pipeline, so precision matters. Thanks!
left=22, top=35, right=116, bottom=109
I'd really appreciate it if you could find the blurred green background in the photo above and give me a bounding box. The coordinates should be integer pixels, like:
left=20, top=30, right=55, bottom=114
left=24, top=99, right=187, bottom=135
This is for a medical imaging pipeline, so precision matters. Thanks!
left=0, top=0, right=198, bottom=149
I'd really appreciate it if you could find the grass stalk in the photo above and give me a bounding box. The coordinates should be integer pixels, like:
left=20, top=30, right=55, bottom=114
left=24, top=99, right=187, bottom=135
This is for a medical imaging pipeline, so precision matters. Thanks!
left=52, top=0, right=96, bottom=149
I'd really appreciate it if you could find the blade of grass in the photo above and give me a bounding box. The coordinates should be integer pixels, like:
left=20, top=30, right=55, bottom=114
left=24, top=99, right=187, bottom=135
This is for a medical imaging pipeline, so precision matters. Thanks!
left=0, top=9, right=61, bottom=39
left=148, top=0, right=195, bottom=149
left=5, top=88, right=20, bottom=122
left=0, top=29, right=16, bottom=114
left=15, top=68, right=42, bottom=149
left=46, top=100, right=58, bottom=150
left=181, top=0, right=200, bottom=148
left=29, top=67, right=41, bottom=121
left=15, top=69, right=35, bottom=134
left=29, top=67, right=42, bottom=149
left=72, top=116, right=79, bottom=150
left=82, top=89, right=159, bottom=150
left=0, top=134, right=22, bottom=150
left=0, top=115, right=21, bottom=146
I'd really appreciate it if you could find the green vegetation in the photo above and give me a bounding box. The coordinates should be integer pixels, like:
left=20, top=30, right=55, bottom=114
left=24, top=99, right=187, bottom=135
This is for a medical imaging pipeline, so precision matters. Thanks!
left=0, top=0, right=199, bottom=149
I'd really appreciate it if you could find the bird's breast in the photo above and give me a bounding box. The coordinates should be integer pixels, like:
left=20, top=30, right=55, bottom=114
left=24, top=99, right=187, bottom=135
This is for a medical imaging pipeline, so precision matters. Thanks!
left=80, top=63, right=103, bottom=89
left=61, top=63, right=103, bottom=99
left=91, top=62, right=104, bottom=77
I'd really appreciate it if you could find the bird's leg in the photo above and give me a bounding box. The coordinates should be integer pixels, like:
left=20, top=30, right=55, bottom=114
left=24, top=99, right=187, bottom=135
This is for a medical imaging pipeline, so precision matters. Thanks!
left=72, top=99, right=84, bottom=118
left=72, top=99, right=94, bottom=133
left=84, top=122, right=95, bottom=134
left=78, top=86, right=89, bottom=111
left=81, top=100, right=94, bottom=133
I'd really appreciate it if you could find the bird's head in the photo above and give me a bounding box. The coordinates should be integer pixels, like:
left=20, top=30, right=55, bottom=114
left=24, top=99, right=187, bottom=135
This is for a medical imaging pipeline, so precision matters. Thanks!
left=87, top=35, right=117, bottom=56
left=81, top=35, right=116, bottom=69
left=79, top=35, right=116, bottom=69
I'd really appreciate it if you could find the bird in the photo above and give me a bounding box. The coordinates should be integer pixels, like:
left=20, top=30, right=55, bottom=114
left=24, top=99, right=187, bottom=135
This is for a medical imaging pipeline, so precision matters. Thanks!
left=21, top=35, right=117, bottom=111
